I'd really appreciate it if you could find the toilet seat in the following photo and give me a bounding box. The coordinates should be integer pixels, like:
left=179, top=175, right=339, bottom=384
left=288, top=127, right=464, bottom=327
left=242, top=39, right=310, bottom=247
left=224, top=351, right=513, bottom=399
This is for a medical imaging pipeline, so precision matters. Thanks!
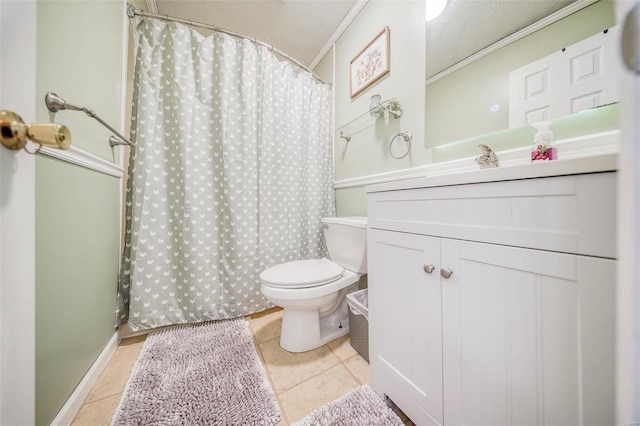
left=260, top=258, right=345, bottom=289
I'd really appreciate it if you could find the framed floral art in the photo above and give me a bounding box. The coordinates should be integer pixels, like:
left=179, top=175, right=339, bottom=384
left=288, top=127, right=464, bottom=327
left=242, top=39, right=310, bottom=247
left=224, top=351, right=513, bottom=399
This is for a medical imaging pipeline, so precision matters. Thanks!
left=349, top=26, right=390, bottom=98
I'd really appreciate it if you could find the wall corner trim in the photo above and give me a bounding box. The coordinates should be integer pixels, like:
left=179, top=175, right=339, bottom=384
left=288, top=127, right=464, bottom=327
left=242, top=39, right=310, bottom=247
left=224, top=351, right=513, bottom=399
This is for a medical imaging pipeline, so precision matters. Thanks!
left=145, top=0, right=158, bottom=14
left=309, top=0, right=369, bottom=69
left=38, top=144, right=125, bottom=178
left=49, top=332, right=120, bottom=426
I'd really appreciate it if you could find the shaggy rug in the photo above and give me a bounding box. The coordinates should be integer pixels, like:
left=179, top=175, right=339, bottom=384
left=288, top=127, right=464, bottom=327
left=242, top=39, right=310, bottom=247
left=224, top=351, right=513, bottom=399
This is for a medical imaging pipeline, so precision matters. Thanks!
left=291, top=385, right=404, bottom=426
left=111, top=318, right=280, bottom=426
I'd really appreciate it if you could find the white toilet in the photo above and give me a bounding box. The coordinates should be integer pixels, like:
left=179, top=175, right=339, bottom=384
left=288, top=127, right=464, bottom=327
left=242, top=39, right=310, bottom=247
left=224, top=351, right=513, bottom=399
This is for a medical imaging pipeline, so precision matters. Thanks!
left=259, top=216, right=367, bottom=353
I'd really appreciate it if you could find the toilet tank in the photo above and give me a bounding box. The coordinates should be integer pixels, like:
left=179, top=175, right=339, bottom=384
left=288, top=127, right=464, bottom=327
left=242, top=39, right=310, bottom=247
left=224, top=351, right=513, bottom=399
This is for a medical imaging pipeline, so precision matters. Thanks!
left=321, top=217, right=367, bottom=274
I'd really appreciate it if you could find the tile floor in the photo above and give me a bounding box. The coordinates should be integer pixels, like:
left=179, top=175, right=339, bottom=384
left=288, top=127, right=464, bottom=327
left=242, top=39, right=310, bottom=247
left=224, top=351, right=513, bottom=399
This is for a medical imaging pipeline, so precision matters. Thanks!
left=71, top=307, right=414, bottom=425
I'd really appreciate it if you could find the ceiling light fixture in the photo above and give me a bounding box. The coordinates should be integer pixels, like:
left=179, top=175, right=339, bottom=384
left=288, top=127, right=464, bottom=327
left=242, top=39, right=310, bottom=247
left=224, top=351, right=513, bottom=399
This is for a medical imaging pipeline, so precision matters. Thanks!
left=426, top=0, right=449, bottom=21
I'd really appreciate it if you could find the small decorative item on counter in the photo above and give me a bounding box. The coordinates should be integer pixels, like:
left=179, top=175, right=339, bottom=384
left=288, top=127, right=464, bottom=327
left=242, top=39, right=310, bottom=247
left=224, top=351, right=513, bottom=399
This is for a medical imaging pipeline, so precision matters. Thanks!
left=531, top=121, right=557, bottom=162
left=385, top=97, right=402, bottom=118
left=531, top=144, right=556, bottom=161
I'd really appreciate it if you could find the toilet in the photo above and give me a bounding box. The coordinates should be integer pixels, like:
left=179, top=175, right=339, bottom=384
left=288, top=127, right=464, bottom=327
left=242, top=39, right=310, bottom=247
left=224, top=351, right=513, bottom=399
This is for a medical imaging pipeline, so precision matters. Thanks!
left=259, top=216, right=367, bottom=353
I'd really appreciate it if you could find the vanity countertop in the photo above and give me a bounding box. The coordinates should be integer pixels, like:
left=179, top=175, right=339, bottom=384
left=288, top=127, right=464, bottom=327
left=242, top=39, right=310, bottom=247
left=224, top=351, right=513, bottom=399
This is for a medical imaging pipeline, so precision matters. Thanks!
left=366, top=153, right=617, bottom=193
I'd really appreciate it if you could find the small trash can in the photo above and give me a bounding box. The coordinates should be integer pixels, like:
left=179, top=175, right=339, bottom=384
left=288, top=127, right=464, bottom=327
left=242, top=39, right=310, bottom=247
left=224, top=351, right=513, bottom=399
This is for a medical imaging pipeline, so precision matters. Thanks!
left=346, top=289, right=369, bottom=362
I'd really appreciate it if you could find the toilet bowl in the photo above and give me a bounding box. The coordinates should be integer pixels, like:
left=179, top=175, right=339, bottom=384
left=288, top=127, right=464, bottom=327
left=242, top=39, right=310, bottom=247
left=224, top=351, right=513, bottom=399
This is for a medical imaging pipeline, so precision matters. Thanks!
left=260, top=217, right=367, bottom=353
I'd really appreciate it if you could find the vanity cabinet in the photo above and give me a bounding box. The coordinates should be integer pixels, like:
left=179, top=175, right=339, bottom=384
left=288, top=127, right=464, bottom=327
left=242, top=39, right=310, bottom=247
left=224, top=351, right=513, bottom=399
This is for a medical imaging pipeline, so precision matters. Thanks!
left=368, top=231, right=444, bottom=424
left=367, top=167, right=616, bottom=426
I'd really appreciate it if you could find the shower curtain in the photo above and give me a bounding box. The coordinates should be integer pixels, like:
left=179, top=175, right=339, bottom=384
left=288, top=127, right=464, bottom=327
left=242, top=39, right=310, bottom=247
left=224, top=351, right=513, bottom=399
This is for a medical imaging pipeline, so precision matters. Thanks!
left=117, top=17, right=335, bottom=331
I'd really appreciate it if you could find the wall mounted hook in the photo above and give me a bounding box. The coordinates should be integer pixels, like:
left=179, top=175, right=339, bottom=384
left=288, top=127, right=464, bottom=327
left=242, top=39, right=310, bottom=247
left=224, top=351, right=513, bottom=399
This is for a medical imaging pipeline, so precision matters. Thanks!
left=339, top=131, right=352, bottom=142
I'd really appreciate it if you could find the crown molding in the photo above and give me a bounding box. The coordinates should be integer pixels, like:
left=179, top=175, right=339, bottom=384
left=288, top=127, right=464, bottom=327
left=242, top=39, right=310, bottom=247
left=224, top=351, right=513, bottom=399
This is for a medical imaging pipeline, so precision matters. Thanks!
left=309, top=0, right=369, bottom=70
left=145, top=0, right=158, bottom=14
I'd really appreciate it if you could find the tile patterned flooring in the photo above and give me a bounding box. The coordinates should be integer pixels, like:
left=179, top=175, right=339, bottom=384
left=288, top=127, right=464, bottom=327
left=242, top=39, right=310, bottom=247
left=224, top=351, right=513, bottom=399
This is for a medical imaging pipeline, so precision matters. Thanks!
left=71, top=307, right=414, bottom=425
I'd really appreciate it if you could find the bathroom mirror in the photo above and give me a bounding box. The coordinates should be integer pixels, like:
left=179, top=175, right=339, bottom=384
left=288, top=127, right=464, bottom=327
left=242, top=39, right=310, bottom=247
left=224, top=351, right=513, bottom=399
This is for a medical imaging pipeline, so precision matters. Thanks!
left=424, top=0, right=617, bottom=148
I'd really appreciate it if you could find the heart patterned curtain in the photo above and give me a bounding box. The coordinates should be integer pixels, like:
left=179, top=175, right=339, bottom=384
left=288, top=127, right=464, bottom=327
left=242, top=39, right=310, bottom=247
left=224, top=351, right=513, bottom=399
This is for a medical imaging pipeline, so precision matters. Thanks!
left=117, top=17, right=335, bottom=331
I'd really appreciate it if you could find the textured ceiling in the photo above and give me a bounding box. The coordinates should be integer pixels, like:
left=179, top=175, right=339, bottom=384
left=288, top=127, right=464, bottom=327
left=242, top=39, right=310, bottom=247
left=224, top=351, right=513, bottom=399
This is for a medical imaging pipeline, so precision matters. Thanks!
left=151, top=0, right=580, bottom=77
left=155, top=0, right=357, bottom=67
left=426, top=0, right=578, bottom=78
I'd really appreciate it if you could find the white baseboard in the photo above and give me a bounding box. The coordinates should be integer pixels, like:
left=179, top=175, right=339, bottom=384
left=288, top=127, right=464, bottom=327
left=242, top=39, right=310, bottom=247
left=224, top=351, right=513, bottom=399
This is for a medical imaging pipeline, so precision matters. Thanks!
left=50, top=332, right=120, bottom=426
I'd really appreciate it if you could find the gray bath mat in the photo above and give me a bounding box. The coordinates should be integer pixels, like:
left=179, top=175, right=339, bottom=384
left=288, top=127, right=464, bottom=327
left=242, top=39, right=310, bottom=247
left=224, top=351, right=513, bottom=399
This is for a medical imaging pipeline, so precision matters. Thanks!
left=111, top=318, right=280, bottom=425
left=292, top=385, right=403, bottom=426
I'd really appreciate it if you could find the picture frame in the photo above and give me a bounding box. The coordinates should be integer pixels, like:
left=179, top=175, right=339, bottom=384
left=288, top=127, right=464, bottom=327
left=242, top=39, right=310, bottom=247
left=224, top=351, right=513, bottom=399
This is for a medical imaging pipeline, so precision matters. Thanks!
left=350, top=26, right=390, bottom=98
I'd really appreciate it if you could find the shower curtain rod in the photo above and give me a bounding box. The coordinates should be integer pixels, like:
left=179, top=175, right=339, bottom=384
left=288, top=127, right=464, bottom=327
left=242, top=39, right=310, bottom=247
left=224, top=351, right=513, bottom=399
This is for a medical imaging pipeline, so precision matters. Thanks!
left=126, top=4, right=325, bottom=84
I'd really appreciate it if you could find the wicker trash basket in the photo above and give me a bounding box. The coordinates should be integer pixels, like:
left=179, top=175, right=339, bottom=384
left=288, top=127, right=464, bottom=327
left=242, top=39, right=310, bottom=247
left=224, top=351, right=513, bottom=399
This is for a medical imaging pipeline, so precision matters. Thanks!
left=346, top=289, right=369, bottom=362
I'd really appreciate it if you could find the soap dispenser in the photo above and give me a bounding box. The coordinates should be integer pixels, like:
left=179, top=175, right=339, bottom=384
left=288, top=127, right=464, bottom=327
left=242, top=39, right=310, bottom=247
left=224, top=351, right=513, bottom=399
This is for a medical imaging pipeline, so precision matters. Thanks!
left=531, top=121, right=557, bottom=162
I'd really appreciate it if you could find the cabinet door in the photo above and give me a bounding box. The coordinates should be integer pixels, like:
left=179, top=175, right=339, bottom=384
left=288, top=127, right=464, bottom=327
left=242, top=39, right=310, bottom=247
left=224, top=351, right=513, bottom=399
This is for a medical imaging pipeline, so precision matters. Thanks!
left=368, top=229, right=443, bottom=425
left=441, top=239, right=615, bottom=426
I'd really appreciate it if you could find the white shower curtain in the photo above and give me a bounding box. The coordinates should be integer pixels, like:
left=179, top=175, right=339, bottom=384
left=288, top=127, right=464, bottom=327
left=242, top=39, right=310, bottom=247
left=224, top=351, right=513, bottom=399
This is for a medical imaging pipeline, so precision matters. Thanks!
left=118, top=17, right=335, bottom=331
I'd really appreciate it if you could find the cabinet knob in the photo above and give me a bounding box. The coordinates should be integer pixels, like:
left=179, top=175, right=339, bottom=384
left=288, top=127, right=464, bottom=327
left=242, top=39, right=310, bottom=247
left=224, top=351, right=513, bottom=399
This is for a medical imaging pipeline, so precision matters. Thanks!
left=440, top=268, right=453, bottom=279
left=423, top=264, right=435, bottom=274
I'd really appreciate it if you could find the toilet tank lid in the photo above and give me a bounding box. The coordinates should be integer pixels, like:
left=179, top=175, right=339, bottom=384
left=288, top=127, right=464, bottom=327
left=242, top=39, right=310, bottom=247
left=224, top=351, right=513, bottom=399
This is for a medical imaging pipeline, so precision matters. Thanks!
left=321, top=216, right=367, bottom=228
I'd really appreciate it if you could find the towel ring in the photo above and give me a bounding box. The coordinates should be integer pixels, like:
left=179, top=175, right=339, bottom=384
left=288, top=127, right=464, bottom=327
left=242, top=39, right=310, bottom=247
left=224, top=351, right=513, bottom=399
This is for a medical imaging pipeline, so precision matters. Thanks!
left=389, top=131, right=412, bottom=159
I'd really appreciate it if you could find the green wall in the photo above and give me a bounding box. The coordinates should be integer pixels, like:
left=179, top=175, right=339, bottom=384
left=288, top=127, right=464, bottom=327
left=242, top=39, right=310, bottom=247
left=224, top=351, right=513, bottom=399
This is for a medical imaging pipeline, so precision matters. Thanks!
left=314, top=45, right=334, bottom=84
left=37, top=1, right=124, bottom=161
left=336, top=186, right=367, bottom=217
left=333, top=0, right=427, bottom=182
left=35, top=158, right=120, bottom=425
left=35, top=1, right=125, bottom=424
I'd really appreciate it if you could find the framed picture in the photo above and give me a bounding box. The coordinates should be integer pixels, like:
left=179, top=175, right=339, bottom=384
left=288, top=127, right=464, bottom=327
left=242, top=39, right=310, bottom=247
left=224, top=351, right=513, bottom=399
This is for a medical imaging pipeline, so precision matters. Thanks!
left=350, top=26, right=390, bottom=98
